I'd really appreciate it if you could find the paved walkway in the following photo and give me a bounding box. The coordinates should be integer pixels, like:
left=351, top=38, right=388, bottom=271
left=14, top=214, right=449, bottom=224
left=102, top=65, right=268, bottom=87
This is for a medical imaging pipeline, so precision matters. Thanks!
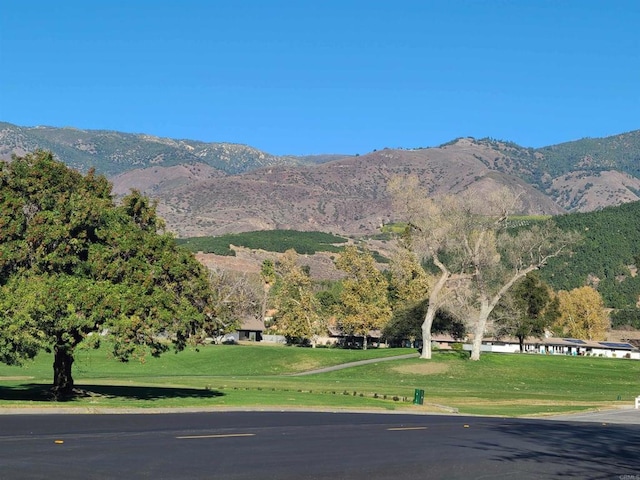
left=288, top=353, right=420, bottom=376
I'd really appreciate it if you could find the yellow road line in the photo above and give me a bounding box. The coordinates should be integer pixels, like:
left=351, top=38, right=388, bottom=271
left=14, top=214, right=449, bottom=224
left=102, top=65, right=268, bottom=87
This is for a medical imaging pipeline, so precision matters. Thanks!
left=176, top=433, right=256, bottom=439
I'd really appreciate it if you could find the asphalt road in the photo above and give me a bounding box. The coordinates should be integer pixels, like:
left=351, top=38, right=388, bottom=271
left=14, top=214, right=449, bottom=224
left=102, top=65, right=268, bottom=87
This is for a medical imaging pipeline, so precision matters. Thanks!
left=1, top=411, right=639, bottom=479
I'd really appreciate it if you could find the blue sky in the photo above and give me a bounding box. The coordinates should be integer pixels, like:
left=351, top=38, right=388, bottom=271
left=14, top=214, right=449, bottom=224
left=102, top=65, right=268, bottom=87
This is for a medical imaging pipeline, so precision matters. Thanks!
left=1, top=1, right=638, bottom=155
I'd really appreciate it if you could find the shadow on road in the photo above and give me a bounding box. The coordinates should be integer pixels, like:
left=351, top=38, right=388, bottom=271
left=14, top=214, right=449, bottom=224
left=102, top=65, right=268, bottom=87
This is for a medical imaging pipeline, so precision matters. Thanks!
left=474, top=420, right=640, bottom=478
left=0, top=383, right=224, bottom=402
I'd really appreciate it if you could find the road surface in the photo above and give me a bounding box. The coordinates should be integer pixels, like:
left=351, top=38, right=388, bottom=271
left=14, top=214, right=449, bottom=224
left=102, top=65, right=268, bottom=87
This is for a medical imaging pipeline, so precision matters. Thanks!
left=1, top=411, right=639, bottom=479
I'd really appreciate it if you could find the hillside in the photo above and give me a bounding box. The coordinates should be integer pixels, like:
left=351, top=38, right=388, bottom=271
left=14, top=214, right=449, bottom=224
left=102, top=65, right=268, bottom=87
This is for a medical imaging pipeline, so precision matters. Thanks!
left=543, top=201, right=640, bottom=309
left=1, top=122, right=639, bottom=237
left=0, top=122, right=336, bottom=175
left=152, top=141, right=564, bottom=236
left=473, top=133, right=640, bottom=210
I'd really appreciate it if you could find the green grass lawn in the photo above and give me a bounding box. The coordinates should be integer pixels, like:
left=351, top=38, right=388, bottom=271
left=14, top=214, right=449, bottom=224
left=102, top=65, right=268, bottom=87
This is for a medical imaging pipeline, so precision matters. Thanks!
left=1, top=343, right=638, bottom=417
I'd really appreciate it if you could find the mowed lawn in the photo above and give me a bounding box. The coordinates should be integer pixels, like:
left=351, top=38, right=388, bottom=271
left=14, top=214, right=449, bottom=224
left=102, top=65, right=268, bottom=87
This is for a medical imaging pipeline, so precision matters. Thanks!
left=1, top=343, right=639, bottom=417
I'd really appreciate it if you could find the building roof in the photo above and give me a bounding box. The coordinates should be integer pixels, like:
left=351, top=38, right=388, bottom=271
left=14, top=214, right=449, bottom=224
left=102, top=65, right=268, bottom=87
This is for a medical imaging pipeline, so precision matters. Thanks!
left=327, top=325, right=382, bottom=338
left=431, top=334, right=464, bottom=343
left=238, top=316, right=265, bottom=332
left=543, top=338, right=636, bottom=350
left=484, top=336, right=638, bottom=351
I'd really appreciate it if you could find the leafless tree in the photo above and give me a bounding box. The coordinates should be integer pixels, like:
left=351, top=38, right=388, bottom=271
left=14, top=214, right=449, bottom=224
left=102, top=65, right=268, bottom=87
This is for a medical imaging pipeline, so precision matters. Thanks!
left=389, top=176, right=580, bottom=360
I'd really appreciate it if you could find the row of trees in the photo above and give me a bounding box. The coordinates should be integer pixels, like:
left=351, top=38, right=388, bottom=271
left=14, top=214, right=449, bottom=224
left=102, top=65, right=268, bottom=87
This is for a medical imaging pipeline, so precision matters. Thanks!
left=268, top=246, right=392, bottom=350
left=264, top=241, right=607, bottom=357
left=179, top=230, right=348, bottom=256
left=236, top=174, right=607, bottom=360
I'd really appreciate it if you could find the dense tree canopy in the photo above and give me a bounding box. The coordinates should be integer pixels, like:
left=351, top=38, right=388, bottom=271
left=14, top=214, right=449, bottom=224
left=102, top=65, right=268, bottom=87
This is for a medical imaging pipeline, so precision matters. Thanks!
left=543, top=201, right=640, bottom=309
left=272, top=249, right=324, bottom=346
left=553, top=286, right=609, bottom=340
left=0, top=151, right=217, bottom=397
left=383, top=301, right=465, bottom=347
left=334, top=246, right=392, bottom=350
left=491, top=273, right=560, bottom=352
left=385, top=247, right=464, bottom=347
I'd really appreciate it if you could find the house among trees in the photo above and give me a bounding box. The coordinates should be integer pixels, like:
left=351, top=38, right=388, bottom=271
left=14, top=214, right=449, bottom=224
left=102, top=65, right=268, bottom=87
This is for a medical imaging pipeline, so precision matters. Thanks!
left=236, top=316, right=265, bottom=342
left=326, top=324, right=383, bottom=348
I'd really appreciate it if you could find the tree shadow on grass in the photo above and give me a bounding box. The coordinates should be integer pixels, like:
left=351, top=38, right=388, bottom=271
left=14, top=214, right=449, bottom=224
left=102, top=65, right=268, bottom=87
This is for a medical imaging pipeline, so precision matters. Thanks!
left=0, top=383, right=224, bottom=402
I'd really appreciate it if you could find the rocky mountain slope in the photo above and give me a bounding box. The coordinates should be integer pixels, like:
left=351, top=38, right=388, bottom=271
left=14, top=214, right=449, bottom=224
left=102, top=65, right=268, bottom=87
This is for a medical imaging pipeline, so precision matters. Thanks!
left=144, top=140, right=564, bottom=236
left=1, top=122, right=639, bottom=237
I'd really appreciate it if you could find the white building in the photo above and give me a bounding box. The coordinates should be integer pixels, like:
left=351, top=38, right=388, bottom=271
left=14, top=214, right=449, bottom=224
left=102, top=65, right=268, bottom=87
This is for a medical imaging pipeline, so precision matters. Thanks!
left=464, top=337, right=640, bottom=359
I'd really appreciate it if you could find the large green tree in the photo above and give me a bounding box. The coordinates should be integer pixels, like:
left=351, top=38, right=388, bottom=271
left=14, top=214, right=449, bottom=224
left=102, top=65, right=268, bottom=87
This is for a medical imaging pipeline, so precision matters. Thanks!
left=0, top=151, right=216, bottom=397
left=272, top=249, right=324, bottom=346
left=491, top=273, right=560, bottom=352
left=334, top=246, right=392, bottom=350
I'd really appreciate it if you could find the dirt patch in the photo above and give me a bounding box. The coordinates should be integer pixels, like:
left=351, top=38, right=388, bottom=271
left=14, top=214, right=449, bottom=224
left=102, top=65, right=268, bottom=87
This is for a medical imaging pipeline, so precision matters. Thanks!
left=0, top=376, right=34, bottom=381
left=392, top=363, right=450, bottom=375
left=289, top=359, right=322, bottom=372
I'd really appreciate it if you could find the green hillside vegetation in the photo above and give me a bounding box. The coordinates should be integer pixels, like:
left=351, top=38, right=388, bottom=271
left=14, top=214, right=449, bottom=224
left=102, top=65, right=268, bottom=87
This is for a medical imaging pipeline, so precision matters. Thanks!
left=2, top=124, right=198, bottom=176
left=470, top=202, right=640, bottom=324
left=177, top=230, right=349, bottom=256
left=380, top=223, right=408, bottom=234
left=0, top=123, right=305, bottom=176
left=543, top=201, right=640, bottom=307
left=1, top=344, right=638, bottom=416
left=507, top=214, right=552, bottom=225
left=537, top=130, right=640, bottom=179
left=0, top=123, right=353, bottom=176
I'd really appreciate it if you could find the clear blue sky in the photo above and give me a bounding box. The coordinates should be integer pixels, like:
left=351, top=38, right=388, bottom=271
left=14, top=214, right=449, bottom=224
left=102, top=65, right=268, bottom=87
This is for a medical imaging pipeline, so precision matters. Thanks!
left=1, top=1, right=638, bottom=155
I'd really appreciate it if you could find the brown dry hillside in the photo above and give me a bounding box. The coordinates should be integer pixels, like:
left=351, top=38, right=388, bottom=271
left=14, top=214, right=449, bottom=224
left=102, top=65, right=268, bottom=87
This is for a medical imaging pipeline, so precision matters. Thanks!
left=147, top=139, right=563, bottom=237
left=549, top=170, right=640, bottom=211
left=4, top=122, right=640, bottom=238
left=110, top=162, right=226, bottom=195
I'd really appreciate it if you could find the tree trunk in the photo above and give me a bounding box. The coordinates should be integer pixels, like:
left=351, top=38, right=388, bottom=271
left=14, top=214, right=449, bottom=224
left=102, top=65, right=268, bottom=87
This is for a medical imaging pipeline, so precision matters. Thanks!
left=363, top=335, right=368, bottom=350
left=470, top=268, right=538, bottom=361
left=470, top=300, right=491, bottom=361
left=420, top=264, right=450, bottom=360
left=518, top=335, right=525, bottom=353
left=53, top=345, right=75, bottom=397
left=420, top=304, right=437, bottom=359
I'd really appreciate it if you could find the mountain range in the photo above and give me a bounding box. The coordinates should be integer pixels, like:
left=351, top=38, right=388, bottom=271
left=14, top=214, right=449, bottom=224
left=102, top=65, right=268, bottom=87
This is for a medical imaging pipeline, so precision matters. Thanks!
left=1, top=121, right=639, bottom=237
